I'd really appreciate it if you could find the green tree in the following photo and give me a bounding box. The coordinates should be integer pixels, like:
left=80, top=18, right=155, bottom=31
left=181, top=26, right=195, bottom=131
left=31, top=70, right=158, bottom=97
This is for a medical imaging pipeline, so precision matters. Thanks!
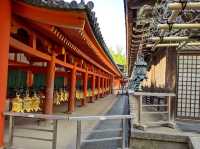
left=109, top=47, right=126, bottom=65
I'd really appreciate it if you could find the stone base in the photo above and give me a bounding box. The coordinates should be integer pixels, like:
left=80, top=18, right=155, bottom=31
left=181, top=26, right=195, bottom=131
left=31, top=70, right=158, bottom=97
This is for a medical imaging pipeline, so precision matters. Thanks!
left=161, top=122, right=176, bottom=129
left=134, top=123, right=147, bottom=131
left=134, top=121, right=176, bottom=131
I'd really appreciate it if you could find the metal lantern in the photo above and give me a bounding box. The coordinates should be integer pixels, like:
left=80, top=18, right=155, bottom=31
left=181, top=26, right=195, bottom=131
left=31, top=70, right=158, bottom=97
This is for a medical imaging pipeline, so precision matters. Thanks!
left=129, top=54, right=147, bottom=91
left=135, top=55, right=147, bottom=77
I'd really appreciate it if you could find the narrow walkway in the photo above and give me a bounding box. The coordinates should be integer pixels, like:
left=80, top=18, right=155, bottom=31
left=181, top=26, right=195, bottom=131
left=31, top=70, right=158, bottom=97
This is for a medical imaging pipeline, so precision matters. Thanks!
left=81, top=95, right=129, bottom=149
left=4, top=95, right=118, bottom=149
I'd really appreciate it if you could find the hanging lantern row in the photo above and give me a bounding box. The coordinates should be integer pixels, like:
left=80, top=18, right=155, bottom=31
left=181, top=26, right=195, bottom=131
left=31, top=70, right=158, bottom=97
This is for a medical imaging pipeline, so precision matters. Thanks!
left=11, top=91, right=42, bottom=113
left=11, top=86, right=108, bottom=112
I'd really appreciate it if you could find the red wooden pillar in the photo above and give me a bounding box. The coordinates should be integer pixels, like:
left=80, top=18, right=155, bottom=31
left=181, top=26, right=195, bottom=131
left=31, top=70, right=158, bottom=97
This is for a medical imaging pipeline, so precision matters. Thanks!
left=102, top=77, right=104, bottom=97
left=26, top=70, right=34, bottom=87
left=111, top=76, right=114, bottom=94
left=0, top=1, right=11, bottom=147
left=104, top=78, right=106, bottom=95
left=106, top=78, right=109, bottom=94
left=98, top=76, right=101, bottom=99
left=91, top=74, right=96, bottom=102
left=106, top=78, right=108, bottom=94
left=104, top=78, right=106, bottom=96
left=44, top=53, right=56, bottom=114
left=109, top=78, right=111, bottom=94
left=82, top=69, right=88, bottom=106
left=68, top=64, right=77, bottom=113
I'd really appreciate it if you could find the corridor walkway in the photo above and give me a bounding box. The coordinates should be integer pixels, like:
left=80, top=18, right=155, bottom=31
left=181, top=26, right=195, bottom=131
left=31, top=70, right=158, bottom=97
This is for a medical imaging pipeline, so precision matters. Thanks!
left=81, top=95, right=129, bottom=149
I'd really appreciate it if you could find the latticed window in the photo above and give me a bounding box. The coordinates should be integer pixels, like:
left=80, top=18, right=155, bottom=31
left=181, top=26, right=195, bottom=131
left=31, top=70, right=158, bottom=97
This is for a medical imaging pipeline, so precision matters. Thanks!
left=177, top=55, right=200, bottom=119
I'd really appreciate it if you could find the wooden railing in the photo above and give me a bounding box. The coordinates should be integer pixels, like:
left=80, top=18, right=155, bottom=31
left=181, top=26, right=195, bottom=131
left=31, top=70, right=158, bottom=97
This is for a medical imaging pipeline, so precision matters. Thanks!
left=133, top=92, right=176, bottom=130
left=4, top=112, right=132, bottom=149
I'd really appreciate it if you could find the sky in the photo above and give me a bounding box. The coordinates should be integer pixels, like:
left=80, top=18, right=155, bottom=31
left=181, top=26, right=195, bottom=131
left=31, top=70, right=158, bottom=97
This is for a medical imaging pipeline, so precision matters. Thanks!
left=65, top=0, right=126, bottom=55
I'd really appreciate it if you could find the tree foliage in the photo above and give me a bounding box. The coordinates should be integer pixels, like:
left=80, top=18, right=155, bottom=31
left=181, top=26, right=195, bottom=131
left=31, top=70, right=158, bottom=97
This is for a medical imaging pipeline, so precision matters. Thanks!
left=109, top=47, right=126, bottom=65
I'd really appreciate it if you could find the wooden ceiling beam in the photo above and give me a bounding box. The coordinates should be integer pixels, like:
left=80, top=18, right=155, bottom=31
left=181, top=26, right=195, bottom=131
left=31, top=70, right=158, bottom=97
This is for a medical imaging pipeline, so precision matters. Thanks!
left=10, top=37, right=51, bottom=61
left=12, top=1, right=85, bottom=30
left=14, top=19, right=114, bottom=77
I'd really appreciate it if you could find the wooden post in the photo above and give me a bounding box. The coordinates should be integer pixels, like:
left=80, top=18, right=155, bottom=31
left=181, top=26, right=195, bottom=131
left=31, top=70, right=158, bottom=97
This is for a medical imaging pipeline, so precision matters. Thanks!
left=91, top=74, right=96, bottom=102
left=0, top=0, right=11, bottom=147
left=44, top=52, right=56, bottom=114
left=98, top=76, right=101, bottom=99
left=109, top=78, right=111, bottom=94
left=68, top=63, right=77, bottom=113
left=104, top=78, right=106, bottom=95
left=168, top=96, right=171, bottom=123
left=102, top=78, right=105, bottom=97
left=106, top=79, right=108, bottom=94
left=26, top=70, right=34, bottom=87
left=82, top=69, right=88, bottom=106
left=139, top=95, right=143, bottom=124
left=111, top=76, right=114, bottom=94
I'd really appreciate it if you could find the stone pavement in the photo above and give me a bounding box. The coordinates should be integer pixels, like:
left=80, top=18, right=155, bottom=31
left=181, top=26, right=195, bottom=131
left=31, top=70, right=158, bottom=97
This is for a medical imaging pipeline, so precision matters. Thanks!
left=129, top=95, right=200, bottom=149
left=4, top=94, right=119, bottom=149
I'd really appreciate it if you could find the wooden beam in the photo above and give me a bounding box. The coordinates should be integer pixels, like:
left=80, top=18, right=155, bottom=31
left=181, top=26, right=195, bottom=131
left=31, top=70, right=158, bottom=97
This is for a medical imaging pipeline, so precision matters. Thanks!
left=159, top=23, right=200, bottom=30
left=168, top=2, right=200, bottom=10
left=146, top=42, right=200, bottom=48
left=55, top=59, right=73, bottom=69
left=8, top=59, right=108, bottom=80
left=10, top=37, right=51, bottom=61
left=30, top=22, right=115, bottom=76
left=149, top=36, right=190, bottom=42
left=12, top=1, right=85, bottom=30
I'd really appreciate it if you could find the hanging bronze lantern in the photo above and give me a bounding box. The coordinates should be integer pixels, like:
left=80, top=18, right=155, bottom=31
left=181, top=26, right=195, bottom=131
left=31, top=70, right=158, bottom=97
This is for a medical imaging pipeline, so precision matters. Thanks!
left=63, top=90, right=67, bottom=101
left=23, top=91, right=33, bottom=112
left=31, top=92, right=41, bottom=112
left=12, top=93, right=24, bottom=112
left=54, top=91, right=61, bottom=105
left=59, top=89, right=65, bottom=102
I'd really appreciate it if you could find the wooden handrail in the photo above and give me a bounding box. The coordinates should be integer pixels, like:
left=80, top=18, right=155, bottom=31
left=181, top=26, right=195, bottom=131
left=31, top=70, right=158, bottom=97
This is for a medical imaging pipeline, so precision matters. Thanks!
left=134, top=92, right=176, bottom=97
left=132, top=92, right=176, bottom=129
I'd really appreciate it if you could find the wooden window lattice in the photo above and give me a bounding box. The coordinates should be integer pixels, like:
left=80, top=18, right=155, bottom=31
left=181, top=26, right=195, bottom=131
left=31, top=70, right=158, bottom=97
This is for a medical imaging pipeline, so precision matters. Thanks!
left=177, top=55, right=200, bottom=119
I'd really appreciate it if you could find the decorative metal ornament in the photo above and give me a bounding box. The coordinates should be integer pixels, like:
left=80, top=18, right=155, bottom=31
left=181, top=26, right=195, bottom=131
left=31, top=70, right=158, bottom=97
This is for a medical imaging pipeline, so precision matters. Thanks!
left=31, top=92, right=41, bottom=112
left=12, top=93, right=24, bottom=113
left=23, top=91, right=33, bottom=112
